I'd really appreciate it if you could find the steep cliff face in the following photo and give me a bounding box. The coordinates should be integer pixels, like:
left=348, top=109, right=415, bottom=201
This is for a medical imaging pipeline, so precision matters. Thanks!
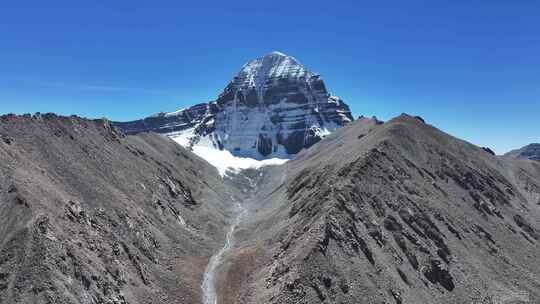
left=209, top=51, right=352, bottom=158
left=113, top=52, right=353, bottom=159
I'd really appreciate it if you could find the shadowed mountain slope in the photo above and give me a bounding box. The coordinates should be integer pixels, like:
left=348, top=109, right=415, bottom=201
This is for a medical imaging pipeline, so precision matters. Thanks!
left=506, top=143, right=540, bottom=162
left=222, top=115, right=540, bottom=304
left=0, top=113, right=240, bottom=304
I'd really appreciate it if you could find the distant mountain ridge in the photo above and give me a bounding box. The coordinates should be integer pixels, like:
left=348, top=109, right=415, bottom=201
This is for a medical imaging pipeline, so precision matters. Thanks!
left=506, top=143, right=540, bottom=161
left=113, top=52, right=353, bottom=159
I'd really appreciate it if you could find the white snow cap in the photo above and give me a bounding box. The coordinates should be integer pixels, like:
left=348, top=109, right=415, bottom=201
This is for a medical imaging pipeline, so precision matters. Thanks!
left=268, top=51, right=288, bottom=57
left=235, top=51, right=309, bottom=92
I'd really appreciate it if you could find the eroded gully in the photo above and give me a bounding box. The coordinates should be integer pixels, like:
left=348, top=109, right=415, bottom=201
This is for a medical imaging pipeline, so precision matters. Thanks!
left=201, top=172, right=257, bottom=304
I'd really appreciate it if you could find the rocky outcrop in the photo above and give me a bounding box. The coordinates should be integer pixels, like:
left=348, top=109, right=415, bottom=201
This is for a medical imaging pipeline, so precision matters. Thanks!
left=113, top=52, right=353, bottom=159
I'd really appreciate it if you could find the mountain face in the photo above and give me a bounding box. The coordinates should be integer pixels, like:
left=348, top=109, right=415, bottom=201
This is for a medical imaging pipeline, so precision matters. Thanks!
left=112, top=102, right=210, bottom=136
left=216, top=115, right=540, bottom=304
left=0, top=113, right=243, bottom=304
left=506, top=143, right=540, bottom=161
left=113, top=52, right=353, bottom=159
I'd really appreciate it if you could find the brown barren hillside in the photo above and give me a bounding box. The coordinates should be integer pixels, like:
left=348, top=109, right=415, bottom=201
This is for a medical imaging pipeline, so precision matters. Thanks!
left=1, top=113, right=539, bottom=304
left=0, top=113, right=240, bottom=304
left=222, top=115, right=540, bottom=304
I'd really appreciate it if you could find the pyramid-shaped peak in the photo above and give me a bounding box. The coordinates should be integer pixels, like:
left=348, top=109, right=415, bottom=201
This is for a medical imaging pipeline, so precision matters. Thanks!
left=254, top=51, right=300, bottom=64
left=261, top=51, right=302, bottom=65
left=237, top=51, right=307, bottom=84
left=256, top=50, right=295, bottom=60
left=114, top=50, right=354, bottom=160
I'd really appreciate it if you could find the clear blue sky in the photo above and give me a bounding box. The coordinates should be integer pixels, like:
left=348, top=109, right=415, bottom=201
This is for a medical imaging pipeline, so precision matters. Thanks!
left=0, top=1, right=538, bottom=154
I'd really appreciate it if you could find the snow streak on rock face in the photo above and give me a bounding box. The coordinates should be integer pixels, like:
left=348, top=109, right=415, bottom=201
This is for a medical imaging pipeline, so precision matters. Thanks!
left=210, top=51, right=352, bottom=159
left=234, top=51, right=310, bottom=99
left=113, top=102, right=210, bottom=136
left=113, top=51, right=353, bottom=160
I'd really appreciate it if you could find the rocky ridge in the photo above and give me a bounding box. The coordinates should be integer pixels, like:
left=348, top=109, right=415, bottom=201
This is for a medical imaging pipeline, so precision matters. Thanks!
left=0, top=113, right=242, bottom=304
left=506, top=143, right=540, bottom=161
left=216, top=115, right=540, bottom=304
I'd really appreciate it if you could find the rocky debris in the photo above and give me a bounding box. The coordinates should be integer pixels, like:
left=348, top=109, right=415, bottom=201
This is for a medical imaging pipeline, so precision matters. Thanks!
left=482, top=147, right=496, bottom=155
left=413, top=115, right=425, bottom=124
left=423, top=258, right=455, bottom=291
left=1, top=134, right=12, bottom=145
left=373, top=116, right=384, bottom=125
left=160, top=176, right=196, bottom=205
left=513, top=214, right=539, bottom=240
left=5, top=184, right=30, bottom=208
left=113, top=52, right=353, bottom=159
left=389, top=288, right=403, bottom=304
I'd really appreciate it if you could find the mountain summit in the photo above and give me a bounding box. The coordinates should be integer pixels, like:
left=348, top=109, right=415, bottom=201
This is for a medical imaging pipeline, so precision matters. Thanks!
left=230, top=51, right=309, bottom=95
left=114, top=52, right=353, bottom=159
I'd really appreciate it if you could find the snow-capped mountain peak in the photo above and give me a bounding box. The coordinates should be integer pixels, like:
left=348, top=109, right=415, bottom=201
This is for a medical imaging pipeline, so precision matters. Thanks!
left=113, top=52, right=354, bottom=164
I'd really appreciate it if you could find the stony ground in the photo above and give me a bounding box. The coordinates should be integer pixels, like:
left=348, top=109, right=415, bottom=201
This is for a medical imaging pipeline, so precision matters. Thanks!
left=222, top=115, right=540, bottom=304
left=0, top=114, right=241, bottom=304
left=1, top=113, right=539, bottom=304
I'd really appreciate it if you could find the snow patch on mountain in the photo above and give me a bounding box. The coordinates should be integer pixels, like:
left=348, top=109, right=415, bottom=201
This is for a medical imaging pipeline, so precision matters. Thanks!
left=170, top=129, right=288, bottom=176
left=164, top=107, right=187, bottom=117
left=174, top=139, right=288, bottom=176
left=168, top=127, right=196, bottom=146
